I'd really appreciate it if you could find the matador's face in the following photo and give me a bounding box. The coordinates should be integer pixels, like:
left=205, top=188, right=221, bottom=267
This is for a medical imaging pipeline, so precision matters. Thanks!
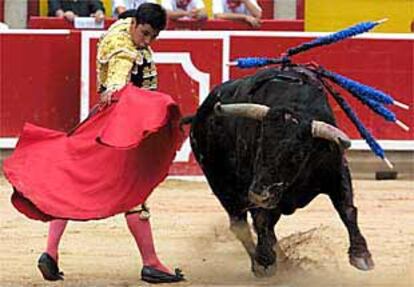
left=130, top=20, right=159, bottom=48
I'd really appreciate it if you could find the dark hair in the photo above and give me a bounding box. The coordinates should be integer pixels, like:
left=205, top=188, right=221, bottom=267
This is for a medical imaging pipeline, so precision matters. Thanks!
left=118, top=9, right=137, bottom=19
left=134, top=3, right=167, bottom=32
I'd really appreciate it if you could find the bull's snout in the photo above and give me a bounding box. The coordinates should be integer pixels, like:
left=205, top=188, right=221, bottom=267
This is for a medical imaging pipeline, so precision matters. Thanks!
left=248, top=189, right=276, bottom=209
left=248, top=182, right=285, bottom=209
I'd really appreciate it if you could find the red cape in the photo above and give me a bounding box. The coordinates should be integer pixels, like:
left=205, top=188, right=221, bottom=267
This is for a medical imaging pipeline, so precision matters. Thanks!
left=3, top=84, right=184, bottom=221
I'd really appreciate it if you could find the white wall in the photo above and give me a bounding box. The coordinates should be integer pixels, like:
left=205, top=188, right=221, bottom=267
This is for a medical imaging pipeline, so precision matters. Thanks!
left=274, top=0, right=297, bottom=19
left=5, top=0, right=27, bottom=28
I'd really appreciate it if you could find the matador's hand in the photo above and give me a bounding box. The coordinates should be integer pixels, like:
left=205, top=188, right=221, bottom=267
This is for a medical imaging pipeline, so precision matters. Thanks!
left=99, top=89, right=115, bottom=106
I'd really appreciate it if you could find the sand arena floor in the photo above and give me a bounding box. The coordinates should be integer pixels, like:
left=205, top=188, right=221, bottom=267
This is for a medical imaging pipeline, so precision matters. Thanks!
left=0, top=176, right=413, bottom=286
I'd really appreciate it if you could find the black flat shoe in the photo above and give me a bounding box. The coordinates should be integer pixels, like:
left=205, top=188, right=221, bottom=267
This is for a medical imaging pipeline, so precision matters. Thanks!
left=37, top=252, right=64, bottom=281
left=141, top=266, right=185, bottom=284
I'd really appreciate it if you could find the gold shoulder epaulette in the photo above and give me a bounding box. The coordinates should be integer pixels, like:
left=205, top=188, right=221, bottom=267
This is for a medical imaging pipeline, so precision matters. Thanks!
left=98, top=33, right=138, bottom=64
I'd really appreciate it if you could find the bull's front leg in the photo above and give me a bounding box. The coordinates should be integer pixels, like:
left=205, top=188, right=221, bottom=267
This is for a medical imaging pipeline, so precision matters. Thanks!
left=329, top=164, right=374, bottom=271
left=229, top=214, right=256, bottom=260
left=250, top=209, right=281, bottom=277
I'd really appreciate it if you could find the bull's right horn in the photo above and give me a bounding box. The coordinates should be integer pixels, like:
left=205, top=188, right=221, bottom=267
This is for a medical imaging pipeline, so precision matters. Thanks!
left=214, top=103, right=270, bottom=121
left=312, top=120, right=351, bottom=149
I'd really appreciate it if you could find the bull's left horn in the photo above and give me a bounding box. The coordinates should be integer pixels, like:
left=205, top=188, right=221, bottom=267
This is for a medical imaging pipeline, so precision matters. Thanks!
left=214, top=103, right=270, bottom=120
left=312, top=120, right=351, bottom=149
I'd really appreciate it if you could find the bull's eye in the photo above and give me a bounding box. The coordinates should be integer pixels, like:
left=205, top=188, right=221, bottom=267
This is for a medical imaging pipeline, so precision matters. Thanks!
left=284, top=113, right=292, bottom=121
left=284, top=113, right=299, bottom=124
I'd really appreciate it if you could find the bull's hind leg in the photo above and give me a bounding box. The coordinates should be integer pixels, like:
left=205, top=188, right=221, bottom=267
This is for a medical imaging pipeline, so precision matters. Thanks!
left=250, top=209, right=281, bottom=277
left=329, top=163, right=374, bottom=271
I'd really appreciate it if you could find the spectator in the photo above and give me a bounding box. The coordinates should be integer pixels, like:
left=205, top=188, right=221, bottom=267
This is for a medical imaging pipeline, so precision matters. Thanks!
left=213, top=0, right=262, bottom=27
left=48, top=0, right=105, bottom=23
left=112, top=0, right=156, bottom=18
left=161, top=0, right=207, bottom=21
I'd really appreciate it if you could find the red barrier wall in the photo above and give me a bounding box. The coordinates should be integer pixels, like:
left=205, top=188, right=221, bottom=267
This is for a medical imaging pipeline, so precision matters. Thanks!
left=0, top=31, right=81, bottom=135
left=27, top=0, right=40, bottom=20
left=296, top=0, right=304, bottom=19
left=258, top=0, right=274, bottom=19
left=0, top=0, right=4, bottom=22
left=1, top=30, right=413, bottom=175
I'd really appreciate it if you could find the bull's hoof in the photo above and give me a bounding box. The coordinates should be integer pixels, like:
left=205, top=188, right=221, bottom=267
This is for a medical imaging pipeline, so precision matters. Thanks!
left=350, top=254, right=375, bottom=271
left=251, top=260, right=277, bottom=278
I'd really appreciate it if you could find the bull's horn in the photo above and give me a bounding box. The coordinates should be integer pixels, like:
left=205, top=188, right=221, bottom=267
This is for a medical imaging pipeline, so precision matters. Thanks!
left=312, top=121, right=351, bottom=149
left=214, top=103, right=270, bottom=120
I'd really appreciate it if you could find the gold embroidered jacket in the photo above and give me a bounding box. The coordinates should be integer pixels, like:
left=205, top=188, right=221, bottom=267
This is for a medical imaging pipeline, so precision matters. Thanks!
left=96, top=18, right=157, bottom=93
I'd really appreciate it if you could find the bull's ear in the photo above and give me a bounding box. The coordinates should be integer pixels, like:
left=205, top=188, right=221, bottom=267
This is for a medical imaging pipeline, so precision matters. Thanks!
left=311, top=121, right=351, bottom=149
left=214, top=103, right=270, bottom=121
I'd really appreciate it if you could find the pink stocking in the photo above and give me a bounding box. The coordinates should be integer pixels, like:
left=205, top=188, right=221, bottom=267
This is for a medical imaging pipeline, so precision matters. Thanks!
left=125, top=213, right=172, bottom=274
left=45, top=219, right=68, bottom=262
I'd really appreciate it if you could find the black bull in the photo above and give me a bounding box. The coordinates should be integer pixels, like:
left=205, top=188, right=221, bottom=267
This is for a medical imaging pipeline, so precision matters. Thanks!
left=183, top=66, right=374, bottom=276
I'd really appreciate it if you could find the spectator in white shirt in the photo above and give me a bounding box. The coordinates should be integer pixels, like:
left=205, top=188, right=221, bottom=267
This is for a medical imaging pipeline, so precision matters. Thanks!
left=112, top=0, right=156, bottom=18
left=161, top=0, right=207, bottom=20
left=213, top=0, right=262, bottom=27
